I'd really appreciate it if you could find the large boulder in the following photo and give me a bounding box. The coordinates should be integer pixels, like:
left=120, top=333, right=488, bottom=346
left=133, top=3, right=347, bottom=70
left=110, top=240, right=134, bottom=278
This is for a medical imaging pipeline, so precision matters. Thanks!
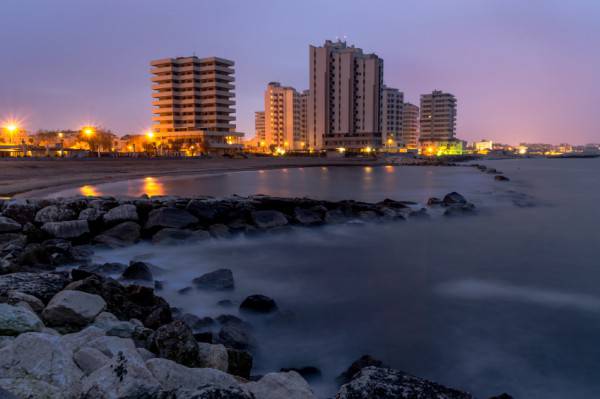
left=442, top=192, right=467, bottom=206
left=42, top=290, right=106, bottom=328
left=217, top=318, right=255, bottom=350
left=41, top=220, right=89, bottom=239
left=2, top=200, right=37, bottom=225
left=152, top=228, right=210, bottom=245
left=246, top=371, right=316, bottom=399
left=78, top=208, right=105, bottom=223
left=34, top=205, right=76, bottom=224
left=146, top=357, right=241, bottom=392
left=92, top=312, right=140, bottom=338
left=227, top=348, right=253, bottom=379
left=93, top=221, right=141, bottom=248
left=102, top=204, right=139, bottom=225
left=192, top=269, right=234, bottom=291
left=336, top=355, right=387, bottom=385
left=145, top=207, right=198, bottom=230
left=0, top=303, right=44, bottom=336
left=80, top=350, right=161, bottom=399
left=73, top=347, right=110, bottom=375
left=197, top=342, right=228, bottom=372
left=335, top=367, right=474, bottom=399
left=294, top=208, right=322, bottom=225
left=0, top=217, right=21, bottom=233
left=251, top=210, right=288, bottom=229
left=240, top=294, right=278, bottom=314
left=150, top=320, right=199, bottom=367
left=121, top=261, right=153, bottom=282
left=0, top=272, right=70, bottom=303
left=0, top=332, right=84, bottom=396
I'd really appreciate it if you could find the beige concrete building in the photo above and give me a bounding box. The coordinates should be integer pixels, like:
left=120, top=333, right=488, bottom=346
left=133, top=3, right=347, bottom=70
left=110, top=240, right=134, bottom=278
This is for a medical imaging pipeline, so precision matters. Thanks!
left=401, top=102, right=419, bottom=149
left=381, top=86, right=403, bottom=149
left=264, top=82, right=304, bottom=150
left=254, top=111, right=265, bottom=144
left=308, top=40, right=384, bottom=151
left=419, top=90, right=456, bottom=143
left=150, top=56, right=243, bottom=154
left=300, top=90, right=309, bottom=149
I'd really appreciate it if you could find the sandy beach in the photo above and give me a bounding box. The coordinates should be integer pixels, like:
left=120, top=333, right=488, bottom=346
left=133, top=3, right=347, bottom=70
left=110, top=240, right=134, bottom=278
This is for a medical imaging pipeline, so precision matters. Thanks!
left=0, top=156, right=383, bottom=198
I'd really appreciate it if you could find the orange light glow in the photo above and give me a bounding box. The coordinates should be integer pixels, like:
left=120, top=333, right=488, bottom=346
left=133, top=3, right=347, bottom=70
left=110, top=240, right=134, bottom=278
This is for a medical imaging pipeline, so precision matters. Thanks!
left=142, top=177, right=164, bottom=197
left=80, top=185, right=100, bottom=197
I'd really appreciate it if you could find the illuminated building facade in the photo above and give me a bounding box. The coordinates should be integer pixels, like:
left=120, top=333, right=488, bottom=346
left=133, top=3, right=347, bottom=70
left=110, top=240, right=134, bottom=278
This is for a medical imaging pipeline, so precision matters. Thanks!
left=264, top=82, right=304, bottom=150
left=381, top=87, right=403, bottom=149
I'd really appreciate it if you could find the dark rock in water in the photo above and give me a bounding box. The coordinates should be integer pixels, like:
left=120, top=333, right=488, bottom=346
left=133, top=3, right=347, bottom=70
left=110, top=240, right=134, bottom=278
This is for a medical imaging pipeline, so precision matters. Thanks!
left=218, top=320, right=255, bottom=350
left=71, top=268, right=95, bottom=281
left=444, top=203, right=476, bottom=217
left=294, top=208, right=323, bottom=225
left=176, top=313, right=215, bottom=332
left=22, top=222, right=44, bottom=243
left=41, top=220, right=89, bottom=239
left=0, top=216, right=22, bottom=233
left=427, top=197, right=443, bottom=206
left=78, top=207, right=105, bottom=223
left=239, top=294, right=278, bottom=314
left=102, top=204, right=139, bottom=225
left=177, top=286, right=192, bottom=295
left=494, top=175, right=510, bottom=181
left=154, top=280, right=164, bottom=291
left=336, top=366, right=474, bottom=399
left=142, top=302, right=172, bottom=330
left=485, top=168, right=498, bottom=174
left=216, top=314, right=243, bottom=325
left=122, top=261, right=153, bottom=282
left=3, top=200, right=37, bottom=225
left=409, top=208, right=429, bottom=218
left=93, top=221, right=141, bottom=248
left=0, top=272, right=69, bottom=303
left=152, top=228, right=210, bottom=245
left=145, top=207, right=198, bottom=230
left=186, top=199, right=221, bottom=224
left=193, top=269, right=234, bottom=291
left=251, top=210, right=288, bottom=229
left=217, top=299, right=235, bottom=308
left=34, top=205, right=76, bottom=223
left=150, top=320, right=200, bottom=367
left=442, top=192, right=467, bottom=206
left=209, top=223, right=232, bottom=239
left=488, top=394, right=514, bottom=399
left=79, top=262, right=127, bottom=276
left=194, top=331, right=213, bottom=344
left=228, top=348, right=253, bottom=379
left=337, top=355, right=387, bottom=385
left=281, top=366, right=322, bottom=381
left=325, top=209, right=347, bottom=224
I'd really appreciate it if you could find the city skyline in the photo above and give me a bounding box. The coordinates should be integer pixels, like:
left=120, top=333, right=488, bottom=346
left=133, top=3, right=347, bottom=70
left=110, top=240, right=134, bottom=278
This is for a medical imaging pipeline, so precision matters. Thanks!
left=2, top=0, right=600, bottom=145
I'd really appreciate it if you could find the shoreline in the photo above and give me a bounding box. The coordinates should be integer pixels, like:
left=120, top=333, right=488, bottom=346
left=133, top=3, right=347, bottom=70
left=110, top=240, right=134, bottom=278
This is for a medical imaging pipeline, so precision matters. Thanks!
left=0, top=157, right=385, bottom=199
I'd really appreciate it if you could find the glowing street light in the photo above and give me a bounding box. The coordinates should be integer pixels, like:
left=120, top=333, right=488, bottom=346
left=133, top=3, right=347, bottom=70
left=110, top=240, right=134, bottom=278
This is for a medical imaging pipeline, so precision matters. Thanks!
left=146, top=131, right=154, bottom=139
left=4, top=123, right=18, bottom=144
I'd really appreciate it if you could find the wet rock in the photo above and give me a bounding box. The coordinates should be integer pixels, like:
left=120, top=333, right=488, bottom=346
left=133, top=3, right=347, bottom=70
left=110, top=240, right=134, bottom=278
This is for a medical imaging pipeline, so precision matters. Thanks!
left=152, top=228, right=210, bottom=245
left=102, top=204, right=139, bottom=224
left=145, top=207, right=198, bottom=230
left=427, top=197, right=443, bottom=206
left=240, top=294, right=278, bottom=314
left=73, top=347, right=110, bottom=375
left=217, top=318, right=255, bottom=350
left=325, top=209, right=346, bottom=224
left=0, top=303, right=44, bottom=335
left=93, top=221, right=141, bottom=248
left=0, top=217, right=21, bottom=233
left=145, top=357, right=242, bottom=392
left=0, top=272, right=70, bottom=303
left=442, top=192, right=467, bottom=206
left=2, top=200, right=37, bottom=225
left=495, top=175, right=510, bottom=181
left=186, top=199, right=221, bottom=224
left=251, top=210, right=288, bottom=229
left=81, top=350, right=161, bottom=399
left=246, top=371, right=316, bottom=399
left=197, top=342, right=229, bottom=371
left=41, top=220, right=89, bottom=239
left=150, top=320, right=200, bottom=367
left=335, top=366, right=473, bottom=399
left=294, top=208, right=322, bottom=225
left=176, top=313, right=215, bottom=332
left=409, top=208, right=429, bottom=218
left=122, top=261, right=153, bottom=282
left=78, top=207, right=105, bottom=223
left=193, top=269, right=234, bottom=291
left=34, top=205, right=76, bottom=224
left=42, top=290, right=106, bottom=329
left=227, top=348, right=253, bottom=379
left=5, top=291, right=45, bottom=313
left=79, top=262, right=127, bottom=276
left=444, top=203, right=476, bottom=217
left=336, top=355, right=387, bottom=385
left=209, top=223, right=232, bottom=239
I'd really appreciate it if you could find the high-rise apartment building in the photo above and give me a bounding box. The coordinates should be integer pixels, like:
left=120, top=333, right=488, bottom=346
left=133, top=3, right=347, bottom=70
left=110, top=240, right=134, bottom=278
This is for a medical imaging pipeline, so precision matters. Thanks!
left=300, top=90, right=309, bottom=149
left=308, top=40, right=384, bottom=151
left=381, top=86, right=403, bottom=148
left=150, top=56, right=243, bottom=153
left=401, top=102, right=419, bottom=149
left=419, top=90, right=456, bottom=142
left=264, top=82, right=304, bottom=150
left=254, top=111, right=265, bottom=143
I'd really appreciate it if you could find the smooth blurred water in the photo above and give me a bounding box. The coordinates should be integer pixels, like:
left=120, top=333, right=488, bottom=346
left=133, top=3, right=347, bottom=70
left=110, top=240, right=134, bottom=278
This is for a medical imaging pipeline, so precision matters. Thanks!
left=89, top=159, right=600, bottom=398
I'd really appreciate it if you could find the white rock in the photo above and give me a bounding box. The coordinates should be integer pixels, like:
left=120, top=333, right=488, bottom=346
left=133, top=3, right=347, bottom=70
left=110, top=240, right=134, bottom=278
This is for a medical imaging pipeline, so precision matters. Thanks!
left=92, top=312, right=137, bottom=338
left=136, top=348, right=156, bottom=362
left=146, top=358, right=241, bottom=391
left=103, top=204, right=138, bottom=224
left=73, top=347, right=110, bottom=376
left=0, top=303, right=44, bottom=336
left=246, top=371, right=316, bottom=399
left=84, top=335, right=141, bottom=361
left=197, top=342, right=229, bottom=372
left=0, top=336, right=14, bottom=349
left=0, top=377, right=62, bottom=399
left=42, top=290, right=106, bottom=328
left=81, top=352, right=160, bottom=399
left=60, top=326, right=105, bottom=352
left=0, top=332, right=83, bottom=396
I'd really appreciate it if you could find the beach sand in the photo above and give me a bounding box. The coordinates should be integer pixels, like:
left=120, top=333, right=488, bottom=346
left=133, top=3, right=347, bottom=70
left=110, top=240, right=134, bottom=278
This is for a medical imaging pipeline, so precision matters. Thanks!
left=0, top=156, right=382, bottom=198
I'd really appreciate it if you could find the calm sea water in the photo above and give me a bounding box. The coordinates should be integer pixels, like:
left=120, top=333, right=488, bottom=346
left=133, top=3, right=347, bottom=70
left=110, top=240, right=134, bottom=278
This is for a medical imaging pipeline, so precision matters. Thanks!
left=82, top=159, right=599, bottom=398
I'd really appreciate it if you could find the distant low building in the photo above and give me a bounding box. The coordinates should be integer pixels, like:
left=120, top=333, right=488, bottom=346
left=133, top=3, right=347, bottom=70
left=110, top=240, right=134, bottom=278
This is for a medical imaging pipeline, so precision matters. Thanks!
left=474, top=139, right=493, bottom=153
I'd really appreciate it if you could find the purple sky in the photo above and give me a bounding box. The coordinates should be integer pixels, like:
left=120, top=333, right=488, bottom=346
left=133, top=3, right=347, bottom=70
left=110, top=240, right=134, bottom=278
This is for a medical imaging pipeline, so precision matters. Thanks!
left=1, top=0, right=599, bottom=145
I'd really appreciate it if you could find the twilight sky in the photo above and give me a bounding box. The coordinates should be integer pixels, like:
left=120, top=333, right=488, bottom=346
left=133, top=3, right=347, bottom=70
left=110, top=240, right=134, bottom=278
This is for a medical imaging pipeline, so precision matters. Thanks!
left=1, top=0, right=599, bottom=145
